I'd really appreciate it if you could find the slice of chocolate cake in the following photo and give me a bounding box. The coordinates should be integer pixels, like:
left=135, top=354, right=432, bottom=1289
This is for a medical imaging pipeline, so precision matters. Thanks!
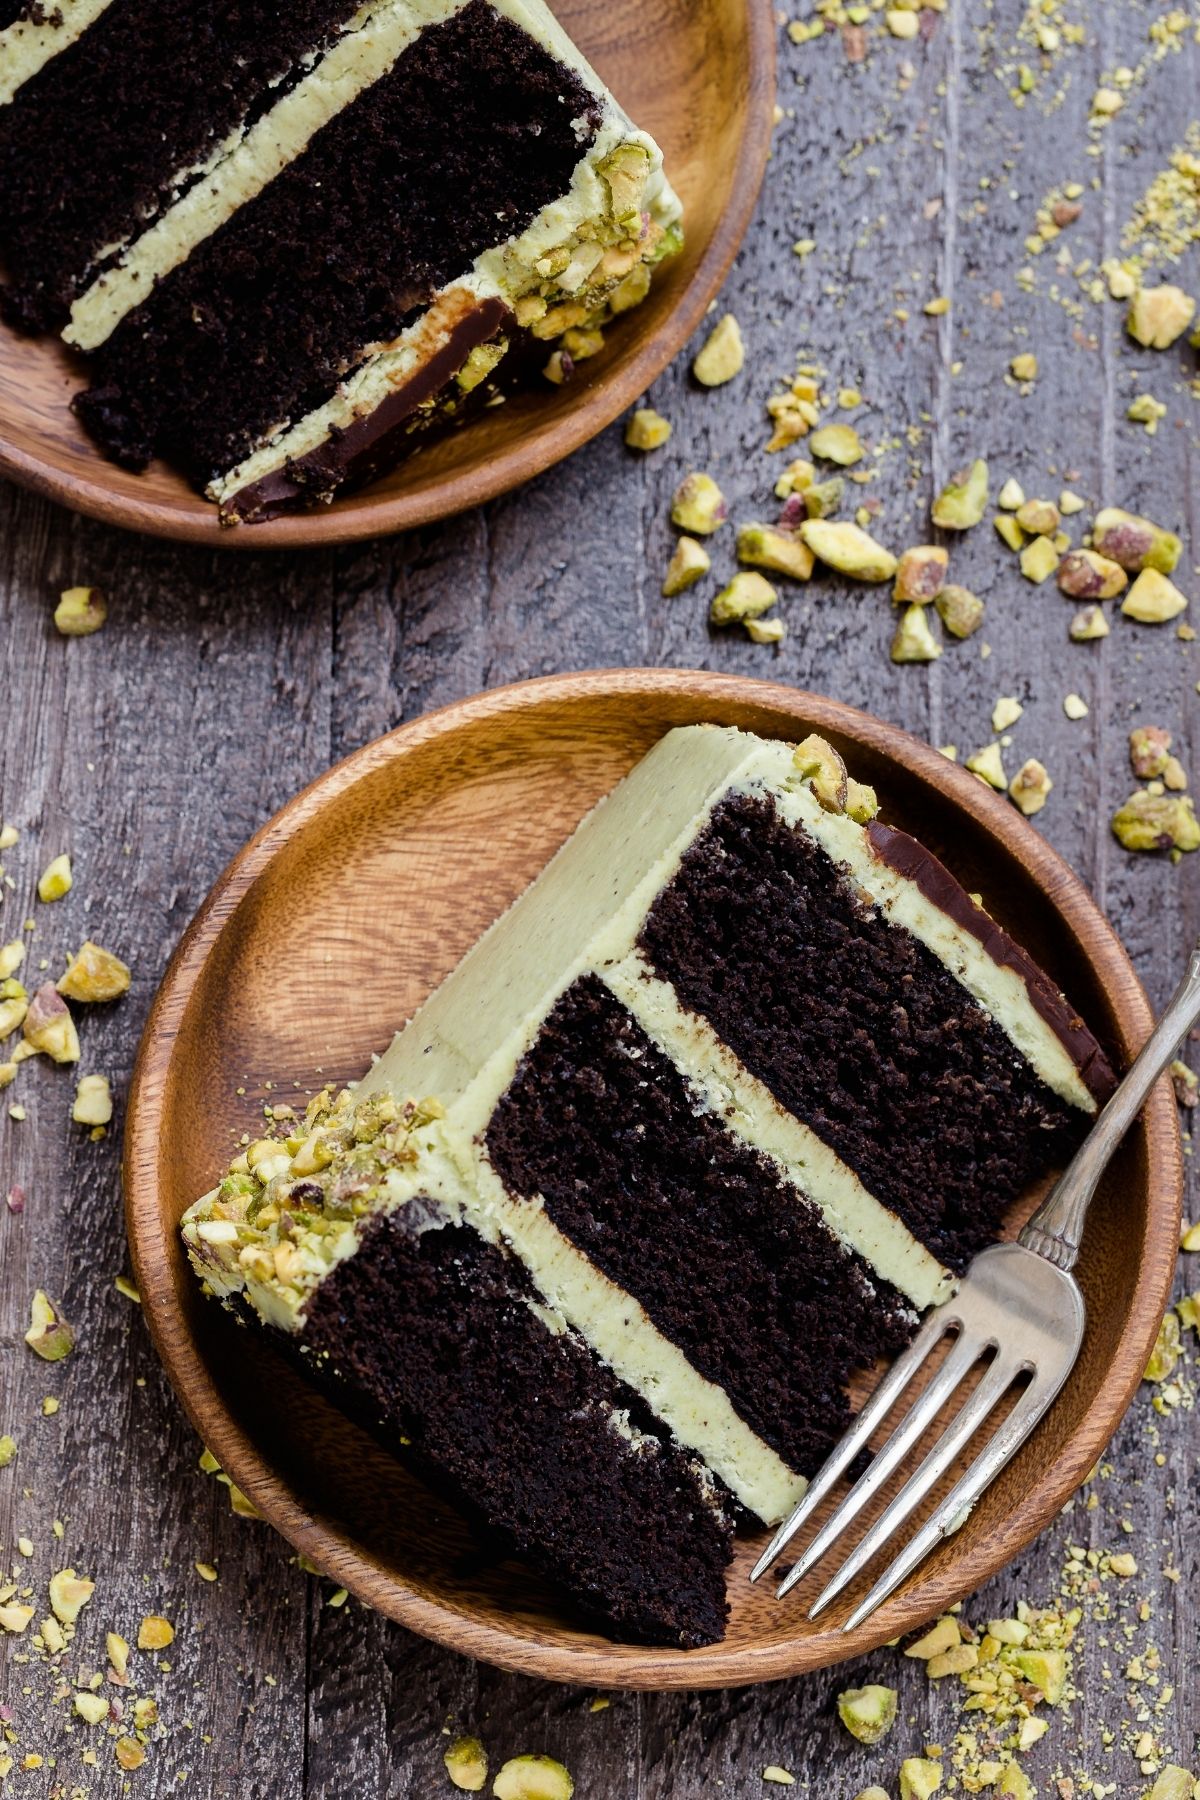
left=181, top=726, right=1114, bottom=1647
left=0, top=0, right=681, bottom=521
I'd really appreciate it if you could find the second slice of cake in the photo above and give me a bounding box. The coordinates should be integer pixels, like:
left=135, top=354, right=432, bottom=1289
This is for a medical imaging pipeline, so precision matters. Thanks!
left=182, top=725, right=1115, bottom=1646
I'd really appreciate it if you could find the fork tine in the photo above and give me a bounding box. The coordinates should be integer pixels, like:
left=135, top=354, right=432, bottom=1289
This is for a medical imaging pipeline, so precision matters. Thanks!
left=805, top=1354, right=1022, bottom=1619
left=838, top=1369, right=1067, bottom=1633
left=774, top=1326, right=989, bottom=1600
left=749, top=1306, right=957, bottom=1584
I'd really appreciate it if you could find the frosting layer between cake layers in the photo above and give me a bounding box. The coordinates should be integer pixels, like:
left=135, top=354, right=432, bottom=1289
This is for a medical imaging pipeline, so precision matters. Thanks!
left=182, top=725, right=1114, bottom=1565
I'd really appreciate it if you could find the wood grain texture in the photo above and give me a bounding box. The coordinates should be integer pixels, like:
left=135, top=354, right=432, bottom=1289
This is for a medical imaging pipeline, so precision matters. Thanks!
left=120, top=669, right=1179, bottom=1688
left=0, top=0, right=774, bottom=548
left=3, top=0, right=1200, bottom=1790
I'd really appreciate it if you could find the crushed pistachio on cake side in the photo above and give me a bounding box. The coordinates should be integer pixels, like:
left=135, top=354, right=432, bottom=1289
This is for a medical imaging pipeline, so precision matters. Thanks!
left=181, top=1088, right=448, bottom=1329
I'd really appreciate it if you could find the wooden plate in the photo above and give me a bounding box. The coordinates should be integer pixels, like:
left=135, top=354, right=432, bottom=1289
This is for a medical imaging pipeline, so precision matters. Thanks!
left=123, top=670, right=1180, bottom=1689
left=0, top=0, right=773, bottom=549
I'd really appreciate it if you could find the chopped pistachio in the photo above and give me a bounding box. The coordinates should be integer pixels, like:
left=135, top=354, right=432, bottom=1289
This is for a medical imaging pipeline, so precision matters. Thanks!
left=137, top=1614, right=175, bottom=1650
left=737, top=523, right=814, bottom=581
left=1107, top=1550, right=1138, bottom=1576
left=800, top=519, right=897, bottom=581
left=1059, top=490, right=1085, bottom=515
left=0, top=993, right=28, bottom=1042
left=0, top=1604, right=34, bottom=1634
left=1128, top=393, right=1167, bottom=431
left=693, top=314, right=744, bottom=386
left=1020, top=536, right=1060, bottom=583
left=1092, top=507, right=1181, bottom=574
left=997, top=479, right=1026, bottom=511
left=1182, top=1221, right=1200, bottom=1252
left=894, top=545, right=948, bottom=604
left=23, top=983, right=80, bottom=1063
left=0, top=822, right=18, bottom=850
left=106, top=1631, right=129, bottom=1678
left=994, top=513, right=1026, bottom=553
left=793, top=735, right=849, bottom=813
left=1069, top=604, right=1110, bottom=641
left=837, top=1685, right=898, bottom=1745
left=927, top=1643, right=979, bottom=1677
left=1063, top=693, right=1089, bottom=720
left=1014, top=1647, right=1066, bottom=1703
left=966, top=743, right=1007, bottom=791
left=0, top=941, right=24, bottom=981
left=803, top=477, right=845, bottom=519
left=1122, top=569, right=1188, bottom=624
left=1145, top=1311, right=1182, bottom=1381
left=1163, top=755, right=1189, bottom=791
left=774, top=458, right=815, bottom=500
left=670, top=472, right=727, bottom=535
left=662, top=536, right=711, bottom=597
left=710, top=571, right=777, bottom=627
left=810, top=423, right=864, bottom=466
left=1145, top=1769, right=1199, bottom=1800
left=992, top=696, right=1023, bottom=733
left=1057, top=549, right=1127, bottom=600
left=1092, top=85, right=1124, bottom=115
left=48, top=1569, right=93, bottom=1624
left=1010, top=352, right=1039, bottom=382
left=492, top=1755, right=574, bottom=1800
left=541, top=350, right=571, bottom=384
left=1015, top=498, right=1060, bottom=536
left=935, top=584, right=985, bottom=639
left=905, top=1616, right=962, bottom=1659
left=887, top=8, right=921, bottom=36
left=1112, top=791, right=1200, bottom=853
left=763, top=1770, right=797, bottom=1788
left=53, top=586, right=107, bottom=637
left=1130, top=726, right=1172, bottom=779
left=0, top=1434, right=16, bottom=1468
left=73, top=1073, right=113, bottom=1128
left=1127, top=284, right=1196, bottom=350
left=57, top=940, right=131, bottom=1003
left=899, top=1758, right=943, bottom=1800
left=75, top=1692, right=109, bottom=1725
left=623, top=408, right=671, bottom=451
left=25, top=1290, right=74, bottom=1361
left=997, top=1765, right=1033, bottom=1800
left=114, top=1739, right=145, bottom=1772
left=444, top=1735, right=488, bottom=1792
left=1010, top=759, right=1053, bottom=816
left=891, top=604, right=942, bottom=663
left=746, top=616, right=786, bottom=645
left=1170, top=1059, right=1199, bottom=1107
left=932, top=459, right=988, bottom=529
left=37, top=853, right=73, bottom=902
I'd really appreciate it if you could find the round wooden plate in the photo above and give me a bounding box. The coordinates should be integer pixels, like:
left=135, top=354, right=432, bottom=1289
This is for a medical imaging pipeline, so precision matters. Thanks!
left=123, top=670, right=1180, bottom=1689
left=0, top=0, right=773, bottom=549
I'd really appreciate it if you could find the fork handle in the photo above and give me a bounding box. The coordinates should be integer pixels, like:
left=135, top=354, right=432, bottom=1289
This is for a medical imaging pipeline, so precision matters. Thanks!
left=1020, top=937, right=1200, bottom=1272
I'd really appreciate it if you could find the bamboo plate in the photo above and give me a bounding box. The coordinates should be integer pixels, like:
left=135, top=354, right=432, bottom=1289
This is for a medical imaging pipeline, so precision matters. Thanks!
left=0, top=0, right=773, bottom=549
left=123, top=670, right=1180, bottom=1689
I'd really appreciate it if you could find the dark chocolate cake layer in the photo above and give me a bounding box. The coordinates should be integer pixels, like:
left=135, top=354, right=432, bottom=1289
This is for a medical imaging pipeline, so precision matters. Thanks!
left=638, top=791, right=1091, bottom=1272
left=486, top=974, right=915, bottom=1479
left=72, top=0, right=604, bottom=483
left=0, top=0, right=365, bottom=332
left=300, top=1203, right=734, bottom=1649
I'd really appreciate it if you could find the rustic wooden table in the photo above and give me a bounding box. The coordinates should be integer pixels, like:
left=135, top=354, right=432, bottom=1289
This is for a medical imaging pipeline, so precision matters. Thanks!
left=3, top=1, right=1199, bottom=1793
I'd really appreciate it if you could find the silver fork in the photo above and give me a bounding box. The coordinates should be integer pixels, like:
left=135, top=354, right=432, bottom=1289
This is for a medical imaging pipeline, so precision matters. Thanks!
left=751, top=937, right=1200, bottom=1632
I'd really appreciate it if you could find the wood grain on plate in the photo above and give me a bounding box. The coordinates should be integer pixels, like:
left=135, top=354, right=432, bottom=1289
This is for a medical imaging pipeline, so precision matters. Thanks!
left=122, top=668, right=1181, bottom=1691
left=0, top=0, right=773, bottom=548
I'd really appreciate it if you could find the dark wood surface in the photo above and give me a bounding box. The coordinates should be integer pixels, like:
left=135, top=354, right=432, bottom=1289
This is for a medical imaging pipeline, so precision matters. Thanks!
left=3, top=0, right=1198, bottom=1791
